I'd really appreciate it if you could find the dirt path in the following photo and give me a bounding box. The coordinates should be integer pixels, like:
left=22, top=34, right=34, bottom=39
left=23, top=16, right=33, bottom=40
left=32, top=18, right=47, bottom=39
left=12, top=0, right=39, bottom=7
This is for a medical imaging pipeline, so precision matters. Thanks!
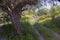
left=32, top=26, right=45, bottom=40
left=42, top=25, right=60, bottom=40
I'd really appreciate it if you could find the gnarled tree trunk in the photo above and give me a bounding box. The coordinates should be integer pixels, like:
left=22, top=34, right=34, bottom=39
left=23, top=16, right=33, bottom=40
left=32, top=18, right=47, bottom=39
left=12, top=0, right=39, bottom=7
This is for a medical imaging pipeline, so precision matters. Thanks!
left=8, top=10, right=23, bottom=36
left=0, top=0, right=38, bottom=36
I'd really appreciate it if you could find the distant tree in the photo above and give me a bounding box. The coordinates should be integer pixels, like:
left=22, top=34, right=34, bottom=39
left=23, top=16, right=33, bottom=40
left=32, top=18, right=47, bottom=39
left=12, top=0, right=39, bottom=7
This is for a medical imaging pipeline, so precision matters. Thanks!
left=37, top=8, right=49, bottom=16
left=50, top=5, right=60, bottom=20
left=0, top=0, right=38, bottom=36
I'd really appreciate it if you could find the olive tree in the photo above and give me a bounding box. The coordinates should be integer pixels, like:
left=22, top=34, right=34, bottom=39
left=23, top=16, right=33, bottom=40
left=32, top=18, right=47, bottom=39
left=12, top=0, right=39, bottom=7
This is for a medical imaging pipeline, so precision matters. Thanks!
left=0, top=0, right=38, bottom=36
left=50, top=5, right=60, bottom=20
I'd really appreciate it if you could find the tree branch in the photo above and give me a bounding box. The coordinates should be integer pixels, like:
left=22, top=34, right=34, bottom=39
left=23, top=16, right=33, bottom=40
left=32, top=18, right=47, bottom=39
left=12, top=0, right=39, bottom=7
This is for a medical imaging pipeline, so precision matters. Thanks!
left=0, top=4, right=12, bottom=17
left=14, top=2, right=27, bottom=12
left=13, top=0, right=37, bottom=12
left=0, top=4, right=9, bottom=13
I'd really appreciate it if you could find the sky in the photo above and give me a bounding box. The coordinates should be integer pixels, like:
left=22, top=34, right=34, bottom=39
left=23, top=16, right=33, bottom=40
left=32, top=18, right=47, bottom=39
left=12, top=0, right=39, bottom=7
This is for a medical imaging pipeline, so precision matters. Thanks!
left=35, top=0, right=60, bottom=12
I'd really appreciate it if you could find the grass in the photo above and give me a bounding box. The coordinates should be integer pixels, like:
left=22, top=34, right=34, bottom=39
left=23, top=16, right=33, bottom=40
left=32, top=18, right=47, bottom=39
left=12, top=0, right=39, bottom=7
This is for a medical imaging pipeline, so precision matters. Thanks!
left=34, top=22, right=57, bottom=40
left=0, top=15, right=39, bottom=40
left=0, top=22, right=39, bottom=40
left=41, top=17, right=60, bottom=34
left=21, top=22, right=39, bottom=40
left=0, top=13, right=60, bottom=40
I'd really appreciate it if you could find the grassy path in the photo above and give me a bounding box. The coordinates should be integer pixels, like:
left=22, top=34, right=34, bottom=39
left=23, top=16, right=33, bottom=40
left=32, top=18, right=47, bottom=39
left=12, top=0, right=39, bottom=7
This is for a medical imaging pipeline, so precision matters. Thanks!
left=42, top=25, right=60, bottom=40
left=32, top=26, right=45, bottom=40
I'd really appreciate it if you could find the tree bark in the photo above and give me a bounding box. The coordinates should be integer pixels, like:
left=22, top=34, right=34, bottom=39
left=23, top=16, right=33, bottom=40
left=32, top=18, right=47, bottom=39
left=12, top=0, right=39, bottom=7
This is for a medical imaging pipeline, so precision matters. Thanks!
left=8, top=10, right=23, bottom=36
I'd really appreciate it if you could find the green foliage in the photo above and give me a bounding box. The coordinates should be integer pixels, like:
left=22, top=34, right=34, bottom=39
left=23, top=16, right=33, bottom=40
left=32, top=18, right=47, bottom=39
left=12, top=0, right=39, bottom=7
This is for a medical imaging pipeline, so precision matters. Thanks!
left=52, top=17, right=60, bottom=28
left=22, top=22, right=39, bottom=40
left=50, top=6, right=60, bottom=19
left=21, top=17, right=29, bottom=23
left=37, top=8, right=50, bottom=16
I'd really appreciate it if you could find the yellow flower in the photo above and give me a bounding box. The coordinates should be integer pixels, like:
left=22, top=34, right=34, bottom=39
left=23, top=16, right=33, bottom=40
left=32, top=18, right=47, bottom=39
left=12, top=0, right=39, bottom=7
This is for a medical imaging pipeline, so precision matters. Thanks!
left=45, top=18, right=52, bottom=22
left=25, top=14, right=35, bottom=19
